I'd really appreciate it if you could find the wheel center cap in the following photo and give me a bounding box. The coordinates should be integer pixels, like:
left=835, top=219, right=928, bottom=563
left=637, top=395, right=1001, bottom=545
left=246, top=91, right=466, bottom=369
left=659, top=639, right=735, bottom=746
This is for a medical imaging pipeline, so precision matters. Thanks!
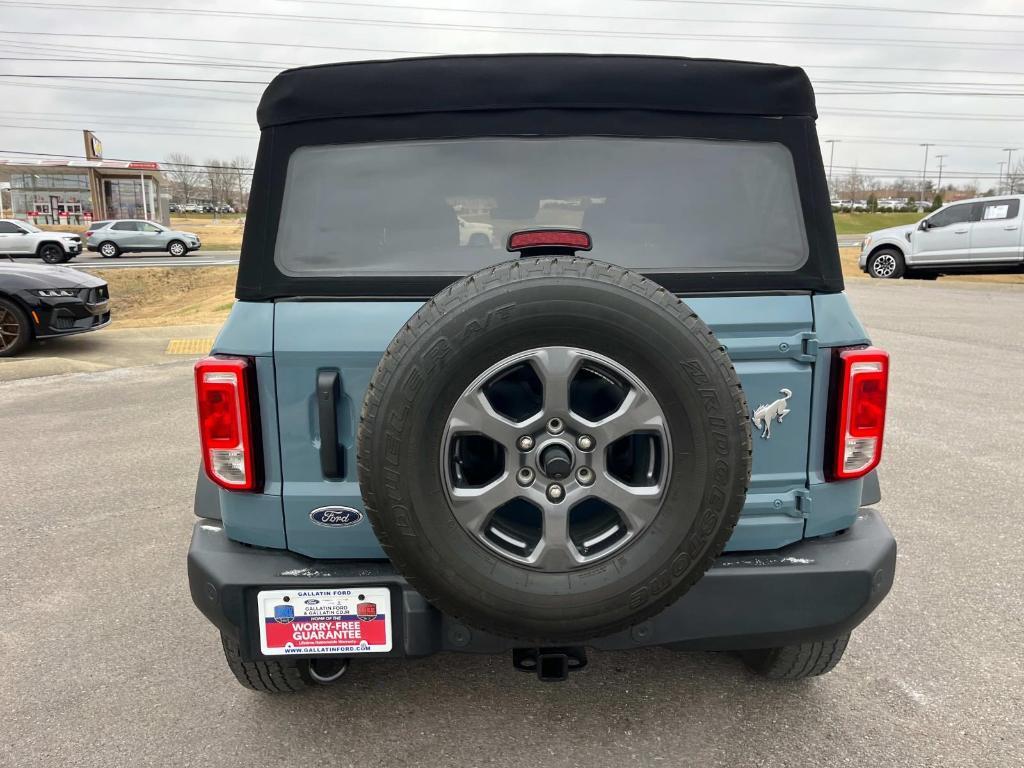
left=539, top=444, right=574, bottom=480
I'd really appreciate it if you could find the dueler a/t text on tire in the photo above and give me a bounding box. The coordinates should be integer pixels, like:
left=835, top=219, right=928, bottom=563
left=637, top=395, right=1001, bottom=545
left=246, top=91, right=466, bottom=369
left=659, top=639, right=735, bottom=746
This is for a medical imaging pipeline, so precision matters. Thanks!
left=357, top=257, right=752, bottom=643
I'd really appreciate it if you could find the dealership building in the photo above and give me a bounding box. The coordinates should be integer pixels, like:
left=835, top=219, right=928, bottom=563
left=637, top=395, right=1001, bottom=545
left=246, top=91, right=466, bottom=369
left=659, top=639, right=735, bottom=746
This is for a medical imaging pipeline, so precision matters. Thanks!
left=0, top=131, right=168, bottom=226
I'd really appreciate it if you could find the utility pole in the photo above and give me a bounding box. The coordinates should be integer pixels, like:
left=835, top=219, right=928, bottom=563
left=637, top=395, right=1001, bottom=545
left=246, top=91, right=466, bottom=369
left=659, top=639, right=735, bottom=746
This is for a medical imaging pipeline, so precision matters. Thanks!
left=1005, top=148, right=1020, bottom=194
left=825, top=139, right=840, bottom=197
left=919, top=143, right=934, bottom=208
left=935, top=154, right=947, bottom=192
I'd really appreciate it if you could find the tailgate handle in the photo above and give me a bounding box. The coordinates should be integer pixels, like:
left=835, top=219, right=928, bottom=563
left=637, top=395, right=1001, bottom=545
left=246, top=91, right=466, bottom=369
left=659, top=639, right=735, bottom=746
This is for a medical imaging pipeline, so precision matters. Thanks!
left=316, top=370, right=344, bottom=479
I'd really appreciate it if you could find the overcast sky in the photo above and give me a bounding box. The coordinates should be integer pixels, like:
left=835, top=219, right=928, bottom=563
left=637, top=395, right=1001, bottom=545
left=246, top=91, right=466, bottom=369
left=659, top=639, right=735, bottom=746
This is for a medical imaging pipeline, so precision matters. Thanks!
left=1, top=0, right=1022, bottom=190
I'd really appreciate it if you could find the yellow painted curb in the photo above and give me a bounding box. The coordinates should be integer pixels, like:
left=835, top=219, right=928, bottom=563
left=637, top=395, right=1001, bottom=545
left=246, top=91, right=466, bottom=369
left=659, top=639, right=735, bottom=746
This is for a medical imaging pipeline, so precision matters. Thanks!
left=165, top=338, right=214, bottom=355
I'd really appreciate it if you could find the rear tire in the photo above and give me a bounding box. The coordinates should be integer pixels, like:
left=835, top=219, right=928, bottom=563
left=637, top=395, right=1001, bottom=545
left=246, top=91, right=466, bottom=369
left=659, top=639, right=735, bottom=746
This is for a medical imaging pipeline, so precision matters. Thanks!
left=741, top=633, right=850, bottom=679
left=167, top=240, right=188, bottom=257
left=867, top=248, right=905, bottom=279
left=98, top=241, right=120, bottom=258
left=220, top=634, right=348, bottom=693
left=0, top=297, right=31, bottom=357
left=38, top=243, right=66, bottom=264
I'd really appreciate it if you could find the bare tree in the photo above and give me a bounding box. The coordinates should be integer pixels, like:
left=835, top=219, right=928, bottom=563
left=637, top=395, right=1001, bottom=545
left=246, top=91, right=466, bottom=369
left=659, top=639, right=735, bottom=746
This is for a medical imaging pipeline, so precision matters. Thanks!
left=1008, top=159, right=1024, bottom=195
left=229, top=155, right=251, bottom=213
left=205, top=159, right=232, bottom=217
left=164, top=153, right=204, bottom=204
left=843, top=166, right=866, bottom=201
left=890, top=177, right=911, bottom=199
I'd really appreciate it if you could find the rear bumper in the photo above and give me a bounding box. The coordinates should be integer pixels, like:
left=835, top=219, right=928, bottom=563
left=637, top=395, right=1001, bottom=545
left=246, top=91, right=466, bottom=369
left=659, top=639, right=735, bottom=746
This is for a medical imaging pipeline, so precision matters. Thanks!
left=188, top=510, right=896, bottom=660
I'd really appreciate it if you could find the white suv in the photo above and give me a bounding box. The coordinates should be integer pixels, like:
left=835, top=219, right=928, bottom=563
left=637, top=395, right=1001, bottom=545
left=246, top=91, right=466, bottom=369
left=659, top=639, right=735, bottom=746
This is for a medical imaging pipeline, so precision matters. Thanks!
left=859, top=195, right=1024, bottom=278
left=0, top=219, right=83, bottom=264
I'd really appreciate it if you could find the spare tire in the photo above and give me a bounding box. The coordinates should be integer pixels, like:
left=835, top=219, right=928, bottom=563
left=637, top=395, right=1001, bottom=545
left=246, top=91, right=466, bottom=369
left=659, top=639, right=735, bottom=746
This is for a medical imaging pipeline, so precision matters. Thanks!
left=357, top=257, right=751, bottom=642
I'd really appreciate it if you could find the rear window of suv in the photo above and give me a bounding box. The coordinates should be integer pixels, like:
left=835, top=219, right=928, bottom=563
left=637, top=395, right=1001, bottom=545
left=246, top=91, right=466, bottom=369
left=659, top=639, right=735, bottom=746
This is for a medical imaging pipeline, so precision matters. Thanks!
left=273, top=137, right=809, bottom=277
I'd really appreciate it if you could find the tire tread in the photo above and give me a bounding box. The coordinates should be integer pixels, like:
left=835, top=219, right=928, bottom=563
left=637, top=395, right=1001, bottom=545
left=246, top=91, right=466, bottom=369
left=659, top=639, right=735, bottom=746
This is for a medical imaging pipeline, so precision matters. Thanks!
left=220, top=634, right=309, bottom=693
left=742, top=633, right=851, bottom=679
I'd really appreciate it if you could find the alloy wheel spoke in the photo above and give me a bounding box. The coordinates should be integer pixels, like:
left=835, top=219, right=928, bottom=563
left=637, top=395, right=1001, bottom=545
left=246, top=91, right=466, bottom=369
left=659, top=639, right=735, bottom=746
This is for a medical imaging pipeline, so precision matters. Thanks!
left=530, top=347, right=580, bottom=416
left=529, top=505, right=582, bottom=571
left=591, top=474, right=663, bottom=532
left=448, top=472, right=519, bottom=534
left=588, top=388, right=667, bottom=445
left=448, top=389, right=531, bottom=446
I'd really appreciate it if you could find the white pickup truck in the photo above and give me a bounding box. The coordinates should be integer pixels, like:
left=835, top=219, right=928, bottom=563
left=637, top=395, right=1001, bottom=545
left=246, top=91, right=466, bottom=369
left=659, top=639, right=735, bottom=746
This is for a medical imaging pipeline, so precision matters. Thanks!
left=0, top=219, right=83, bottom=263
left=860, top=195, right=1024, bottom=278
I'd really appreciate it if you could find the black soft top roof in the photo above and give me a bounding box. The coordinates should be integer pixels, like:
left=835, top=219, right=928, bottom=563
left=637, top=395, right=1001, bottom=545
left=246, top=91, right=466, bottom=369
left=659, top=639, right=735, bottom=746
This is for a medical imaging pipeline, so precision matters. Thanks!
left=257, top=54, right=817, bottom=129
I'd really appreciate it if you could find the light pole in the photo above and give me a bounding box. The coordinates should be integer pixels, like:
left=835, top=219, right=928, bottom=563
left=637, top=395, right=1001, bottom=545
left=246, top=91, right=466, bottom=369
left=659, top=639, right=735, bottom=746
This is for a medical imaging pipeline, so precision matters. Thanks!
left=935, top=154, right=947, bottom=192
left=998, top=161, right=1007, bottom=194
left=919, top=143, right=934, bottom=208
left=1005, top=148, right=1020, bottom=193
left=825, top=139, right=840, bottom=197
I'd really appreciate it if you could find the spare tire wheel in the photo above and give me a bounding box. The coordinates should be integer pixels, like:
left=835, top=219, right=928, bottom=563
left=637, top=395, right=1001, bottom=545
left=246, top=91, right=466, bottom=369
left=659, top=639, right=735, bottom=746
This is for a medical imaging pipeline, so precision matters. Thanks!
left=357, top=257, right=751, bottom=642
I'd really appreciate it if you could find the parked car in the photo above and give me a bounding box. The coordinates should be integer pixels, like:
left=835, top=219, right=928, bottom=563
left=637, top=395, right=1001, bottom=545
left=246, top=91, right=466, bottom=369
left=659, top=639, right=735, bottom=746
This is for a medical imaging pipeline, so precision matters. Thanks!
left=0, top=262, right=110, bottom=356
left=860, top=195, right=1024, bottom=278
left=0, top=219, right=82, bottom=263
left=188, top=54, right=895, bottom=690
left=85, top=219, right=201, bottom=257
left=877, top=198, right=904, bottom=212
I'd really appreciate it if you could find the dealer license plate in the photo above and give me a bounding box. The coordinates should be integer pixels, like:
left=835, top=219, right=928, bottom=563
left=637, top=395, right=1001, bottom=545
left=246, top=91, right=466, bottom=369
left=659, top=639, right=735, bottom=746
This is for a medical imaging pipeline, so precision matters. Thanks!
left=257, top=587, right=392, bottom=655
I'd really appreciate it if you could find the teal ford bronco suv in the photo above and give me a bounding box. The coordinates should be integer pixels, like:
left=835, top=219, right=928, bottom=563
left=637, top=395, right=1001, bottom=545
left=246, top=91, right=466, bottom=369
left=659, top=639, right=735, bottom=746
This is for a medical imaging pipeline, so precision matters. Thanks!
left=187, top=54, right=895, bottom=689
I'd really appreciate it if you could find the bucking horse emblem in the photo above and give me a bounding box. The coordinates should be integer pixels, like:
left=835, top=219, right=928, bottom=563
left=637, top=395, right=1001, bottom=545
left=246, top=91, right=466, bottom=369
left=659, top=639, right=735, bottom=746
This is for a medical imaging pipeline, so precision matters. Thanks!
left=752, top=388, right=792, bottom=440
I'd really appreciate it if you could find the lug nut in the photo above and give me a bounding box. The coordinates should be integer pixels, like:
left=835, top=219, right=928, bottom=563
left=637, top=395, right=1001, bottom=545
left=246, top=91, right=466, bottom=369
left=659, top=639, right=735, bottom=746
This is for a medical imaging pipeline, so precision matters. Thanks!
left=546, top=483, right=564, bottom=502
left=517, top=435, right=535, bottom=452
left=576, top=434, right=594, bottom=451
left=517, top=467, right=535, bottom=486
left=547, top=418, right=564, bottom=435
left=576, top=467, right=594, bottom=486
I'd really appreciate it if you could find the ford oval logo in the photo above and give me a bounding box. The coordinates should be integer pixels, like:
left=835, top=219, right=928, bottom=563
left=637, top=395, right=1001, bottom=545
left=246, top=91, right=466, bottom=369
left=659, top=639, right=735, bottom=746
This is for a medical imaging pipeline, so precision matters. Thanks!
left=310, top=506, right=364, bottom=528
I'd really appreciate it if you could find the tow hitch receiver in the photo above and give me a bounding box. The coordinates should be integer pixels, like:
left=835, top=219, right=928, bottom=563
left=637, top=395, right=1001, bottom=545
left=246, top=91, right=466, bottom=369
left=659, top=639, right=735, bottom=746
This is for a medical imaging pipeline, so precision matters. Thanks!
left=512, top=647, right=588, bottom=682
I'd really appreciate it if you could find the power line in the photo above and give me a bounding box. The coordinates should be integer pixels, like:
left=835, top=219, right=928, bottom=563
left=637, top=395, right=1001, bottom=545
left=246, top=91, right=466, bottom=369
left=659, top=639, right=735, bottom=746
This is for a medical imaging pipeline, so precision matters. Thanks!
left=0, top=78, right=257, bottom=103
left=0, top=34, right=294, bottom=69
left=821, top=107, right=1024, bottom=122
left=10, top=65, right=1024, bottom=94
left=0, top=28, right=432, bottom=57
left=6, top=110, right=252, bottom=127
left=0, top=117, right=254, bottom=138
left=10, top=73, right=1024, bottom=97
left=277, top=0, right=1020, bottom=34
left=0, top=74, right=269, bottom=84
left=0, top=123, right=255, bottom=140
left=9, top=29, right=1024, bottom=82
left=635, top=0, right=1024, bottom=21
left=823, top=134, right=1024, bottom=150
left=0, top=57, right=288, bottom=71
left=0, top=148, right=255, bottom=171
left=4, top=2, right=1023, bottom=51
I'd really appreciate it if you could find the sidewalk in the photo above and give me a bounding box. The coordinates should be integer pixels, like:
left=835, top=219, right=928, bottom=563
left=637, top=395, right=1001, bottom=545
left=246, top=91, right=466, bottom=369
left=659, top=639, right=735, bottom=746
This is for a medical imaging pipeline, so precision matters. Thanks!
left=0, top=323, right=221, bottom=382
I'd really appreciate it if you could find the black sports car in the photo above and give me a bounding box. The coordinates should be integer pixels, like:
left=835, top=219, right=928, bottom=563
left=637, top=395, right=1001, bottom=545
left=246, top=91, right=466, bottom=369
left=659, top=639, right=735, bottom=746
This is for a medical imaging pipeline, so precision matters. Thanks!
left=0, top=262, right=111, bottom=357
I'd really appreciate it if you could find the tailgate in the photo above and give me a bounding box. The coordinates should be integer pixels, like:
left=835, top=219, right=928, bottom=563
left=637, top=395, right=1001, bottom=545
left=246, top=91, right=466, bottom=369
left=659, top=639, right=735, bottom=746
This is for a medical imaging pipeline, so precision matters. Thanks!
left=272, top=295, right=814, bottom=558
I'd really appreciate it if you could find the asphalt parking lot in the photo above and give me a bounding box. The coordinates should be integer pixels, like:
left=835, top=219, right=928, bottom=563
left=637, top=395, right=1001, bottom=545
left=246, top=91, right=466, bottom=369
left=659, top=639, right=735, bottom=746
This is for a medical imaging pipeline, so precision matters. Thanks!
left=2, top=279, right=1022, bottom=768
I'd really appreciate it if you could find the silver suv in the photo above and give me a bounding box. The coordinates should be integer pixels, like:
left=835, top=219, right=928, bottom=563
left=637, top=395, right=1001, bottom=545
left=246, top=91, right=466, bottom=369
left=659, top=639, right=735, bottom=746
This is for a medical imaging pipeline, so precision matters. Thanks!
left=0, top=219, right=83, bottom=263
left=85, top=220, right=201, bottom=258
left=860, top=195, right=1024, bottom=278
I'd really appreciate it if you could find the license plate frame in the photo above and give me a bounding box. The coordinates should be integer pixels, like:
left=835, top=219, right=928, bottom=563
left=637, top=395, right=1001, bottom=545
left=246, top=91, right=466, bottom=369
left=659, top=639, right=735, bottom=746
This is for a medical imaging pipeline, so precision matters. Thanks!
left=257, top=586, right=393, bottom=656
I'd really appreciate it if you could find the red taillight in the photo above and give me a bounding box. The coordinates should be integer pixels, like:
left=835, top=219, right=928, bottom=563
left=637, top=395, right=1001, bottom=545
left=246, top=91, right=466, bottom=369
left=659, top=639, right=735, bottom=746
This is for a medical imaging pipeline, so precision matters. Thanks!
left=507, top=229, right=592, bottom=253
left=831, top=347, right=889, bottom=480
left=85, top=231, right=95, bottom=238
left=194, top=356, right=260, bottom=491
